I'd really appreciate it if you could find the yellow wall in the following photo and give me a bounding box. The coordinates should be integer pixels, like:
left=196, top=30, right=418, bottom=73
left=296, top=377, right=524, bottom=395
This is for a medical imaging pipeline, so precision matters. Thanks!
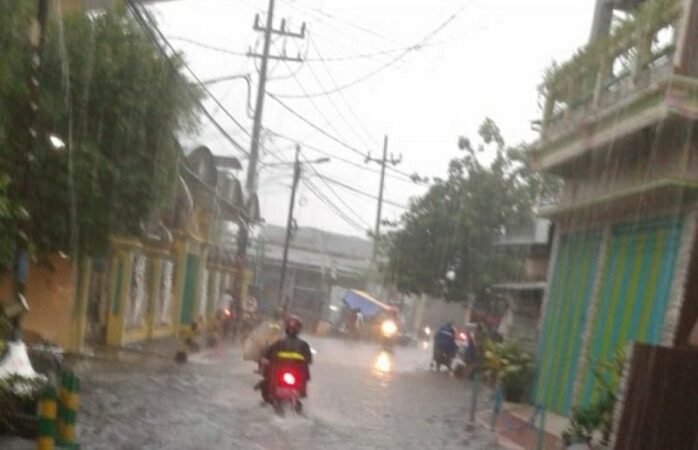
left=0, top=255, right=75, bottom=349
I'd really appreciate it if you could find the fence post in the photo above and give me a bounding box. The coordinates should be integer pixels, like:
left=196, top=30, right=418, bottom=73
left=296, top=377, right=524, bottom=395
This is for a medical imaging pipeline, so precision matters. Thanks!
left=490, top=382, right=502, bottom=431
left=37, top=386, right=57, bottom=450
left=466, top=372, right=481, bottom=431
left=57, top=371, right=80, bottom=449
left=535, top=406, right=546, bottom=450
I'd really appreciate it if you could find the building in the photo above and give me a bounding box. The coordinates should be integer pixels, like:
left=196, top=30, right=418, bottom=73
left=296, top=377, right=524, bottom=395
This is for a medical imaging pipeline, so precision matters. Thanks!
left=0, top=144, right=252, bottom=351
left=530, top=0, right=698, bottom=416
left=249, top=225, right=372, bottom=330
left=494, top=219, right=552, bottom=352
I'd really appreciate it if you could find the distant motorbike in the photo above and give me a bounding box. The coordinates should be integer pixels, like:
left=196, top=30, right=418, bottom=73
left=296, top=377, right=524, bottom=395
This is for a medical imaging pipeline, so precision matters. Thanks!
left=433, top=344, right=455, bottom=372
left=259, top=358, right=307, bottom=416
left=380, top=319, right=398, bottom=352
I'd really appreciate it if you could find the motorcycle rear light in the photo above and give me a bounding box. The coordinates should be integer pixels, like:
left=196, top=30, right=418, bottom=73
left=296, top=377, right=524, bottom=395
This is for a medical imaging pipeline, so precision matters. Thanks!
left=282, top=372, right=296, bottom=386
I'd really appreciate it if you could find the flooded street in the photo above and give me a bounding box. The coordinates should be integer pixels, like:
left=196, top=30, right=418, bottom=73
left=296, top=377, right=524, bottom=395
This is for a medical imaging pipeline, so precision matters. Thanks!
left=3, top=338, right=497, bottom=450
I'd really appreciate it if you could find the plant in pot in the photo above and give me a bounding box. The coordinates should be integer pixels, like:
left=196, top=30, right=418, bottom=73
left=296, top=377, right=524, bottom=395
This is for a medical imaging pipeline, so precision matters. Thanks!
left=482, top=340, right=535, bottom=403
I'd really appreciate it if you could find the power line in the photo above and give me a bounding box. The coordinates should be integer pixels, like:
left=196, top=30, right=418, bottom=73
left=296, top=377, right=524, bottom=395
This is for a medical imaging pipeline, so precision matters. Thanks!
left=300, top=152, right=370, bottom=227
left=279, top=39, right=375, bottom=154
left=267, top=94, right=425, bottom=182
left=314, top=174, right=408, bottom=209
left=268, top=92, right=367, bottom=158
left=302, top=178, right=366, bottom=233
left=266, top=129, right=415, bottom=183
left=271, top=2, right=472, bottom=99
left=307, top=33, right=379, bottom=147
left=281, top=0, right=396, bottom=44
left=126, top=1, right=251, bottom=157
left=167, top=36, right=249, bottom=56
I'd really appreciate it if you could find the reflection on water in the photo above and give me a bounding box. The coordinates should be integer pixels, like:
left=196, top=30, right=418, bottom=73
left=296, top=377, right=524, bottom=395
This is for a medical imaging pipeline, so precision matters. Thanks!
left=373, top=351, right=392, bottom=374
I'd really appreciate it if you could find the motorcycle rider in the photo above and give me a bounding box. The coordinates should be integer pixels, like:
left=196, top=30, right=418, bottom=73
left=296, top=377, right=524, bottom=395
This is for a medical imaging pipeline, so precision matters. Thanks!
left=262, top=315, right=313, bottom=396
left=432, top=321, right=458, bottom=370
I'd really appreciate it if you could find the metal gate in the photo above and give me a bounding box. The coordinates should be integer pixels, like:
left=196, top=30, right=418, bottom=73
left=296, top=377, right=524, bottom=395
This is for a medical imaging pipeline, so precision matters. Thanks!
left=613, top=343, right=698, bottom=449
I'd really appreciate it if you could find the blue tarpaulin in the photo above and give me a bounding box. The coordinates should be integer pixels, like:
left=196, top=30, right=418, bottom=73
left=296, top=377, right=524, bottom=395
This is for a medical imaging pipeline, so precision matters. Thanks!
left=342, top=290, right=396, bottom=318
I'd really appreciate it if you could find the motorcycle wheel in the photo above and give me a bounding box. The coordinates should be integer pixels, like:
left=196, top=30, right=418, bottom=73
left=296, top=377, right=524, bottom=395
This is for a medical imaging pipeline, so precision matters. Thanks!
left=273, top=400, right=284, bottom=416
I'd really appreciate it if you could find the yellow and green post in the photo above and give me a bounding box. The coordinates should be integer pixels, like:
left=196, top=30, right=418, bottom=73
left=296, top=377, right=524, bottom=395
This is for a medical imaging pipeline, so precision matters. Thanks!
left=57, top=371, right=80, bottom=449
left=37, top=386, right=57, bottom=450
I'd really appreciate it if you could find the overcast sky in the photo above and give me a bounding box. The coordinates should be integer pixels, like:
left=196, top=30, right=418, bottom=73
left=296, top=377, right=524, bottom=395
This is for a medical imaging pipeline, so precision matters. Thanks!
left=150, top=0, right=596, bottom=237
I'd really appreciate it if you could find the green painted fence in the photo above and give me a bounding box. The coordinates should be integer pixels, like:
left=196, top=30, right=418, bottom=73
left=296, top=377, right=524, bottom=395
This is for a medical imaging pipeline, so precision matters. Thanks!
left=579, top=218, right=682, bottom=405
left=535, top=230, right=602, bottom=415
left=179, top=254, right=199, bottom=326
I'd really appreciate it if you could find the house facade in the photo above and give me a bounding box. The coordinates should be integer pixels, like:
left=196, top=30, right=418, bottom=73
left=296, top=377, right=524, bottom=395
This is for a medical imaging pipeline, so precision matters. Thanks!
left=249, top=225, right=372, bottom=331
left=494, top=219, right=552, bottom=352
left=532, top=0, right=698, bottom=415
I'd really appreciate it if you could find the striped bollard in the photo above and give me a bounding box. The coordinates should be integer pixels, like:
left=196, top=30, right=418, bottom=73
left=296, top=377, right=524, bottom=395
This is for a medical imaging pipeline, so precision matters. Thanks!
left=37, top=386, right=57, bottom=450
left=57, top=371, right=80, bottom=449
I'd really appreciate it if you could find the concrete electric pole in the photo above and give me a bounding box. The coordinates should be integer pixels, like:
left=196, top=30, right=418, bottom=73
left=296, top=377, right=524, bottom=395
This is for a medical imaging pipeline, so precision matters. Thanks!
left=235, top=0, right=305, bottom=299
left=366, top=136, right=401, bottom=261
left=278, top=146, right=301, bottom=311
left=277, top=147, right=330, bottom=311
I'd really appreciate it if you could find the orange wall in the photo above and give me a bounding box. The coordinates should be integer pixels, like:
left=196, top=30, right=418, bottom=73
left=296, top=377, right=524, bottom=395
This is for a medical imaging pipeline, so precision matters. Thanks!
left=0, top=255, right=75, bottom=349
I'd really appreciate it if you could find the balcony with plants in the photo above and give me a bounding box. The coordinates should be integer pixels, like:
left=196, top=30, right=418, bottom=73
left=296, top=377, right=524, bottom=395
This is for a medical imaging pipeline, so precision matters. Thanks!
left=533, top=0, right=697, bottom=170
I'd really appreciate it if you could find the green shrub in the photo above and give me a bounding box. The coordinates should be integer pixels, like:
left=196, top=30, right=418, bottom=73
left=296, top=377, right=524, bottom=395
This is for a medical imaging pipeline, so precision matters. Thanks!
left=0, top=374, right=48, bottom=435
left=563, top=348, right=626, bottom=446
left=482, top=340, right=535, bottom=403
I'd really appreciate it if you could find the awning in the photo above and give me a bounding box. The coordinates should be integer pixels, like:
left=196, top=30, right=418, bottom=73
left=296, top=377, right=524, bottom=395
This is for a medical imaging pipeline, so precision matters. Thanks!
left=342, top=290, right=396, bottom=318
left=492, top=281, right=547, bottom=292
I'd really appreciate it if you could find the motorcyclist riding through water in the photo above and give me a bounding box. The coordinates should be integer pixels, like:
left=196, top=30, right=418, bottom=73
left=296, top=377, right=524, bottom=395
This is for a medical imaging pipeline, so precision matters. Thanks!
left=260, top=315, right=313, bottom=404
left=432, top=321, right=458, bottom=372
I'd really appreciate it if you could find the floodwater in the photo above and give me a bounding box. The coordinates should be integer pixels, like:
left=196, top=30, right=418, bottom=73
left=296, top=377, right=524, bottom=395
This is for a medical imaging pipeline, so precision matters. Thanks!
left=2, top=337, right=500, bottom=450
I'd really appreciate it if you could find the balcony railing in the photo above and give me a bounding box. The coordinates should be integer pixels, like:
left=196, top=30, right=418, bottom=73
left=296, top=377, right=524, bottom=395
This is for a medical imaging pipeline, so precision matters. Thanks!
left=540, top=0, right=684, bottom=140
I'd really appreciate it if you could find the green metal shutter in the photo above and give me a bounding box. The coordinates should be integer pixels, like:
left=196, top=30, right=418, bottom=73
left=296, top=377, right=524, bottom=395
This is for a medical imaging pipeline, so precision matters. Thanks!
left=535, top=230, right=601, bottom=415
left=580, top=218, right=682, bottom=405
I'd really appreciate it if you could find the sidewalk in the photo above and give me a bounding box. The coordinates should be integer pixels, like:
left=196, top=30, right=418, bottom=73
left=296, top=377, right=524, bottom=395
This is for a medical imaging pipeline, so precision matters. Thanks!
left=478, top=402, right=566, bottom=450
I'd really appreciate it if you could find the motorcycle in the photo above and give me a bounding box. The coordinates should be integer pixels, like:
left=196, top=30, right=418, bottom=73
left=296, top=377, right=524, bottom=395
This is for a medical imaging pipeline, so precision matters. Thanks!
left=432, top=343, right=456, bottom=372
left=259, top=357, right=307, bottom=416
left=381, top=319, right=398, bottom=352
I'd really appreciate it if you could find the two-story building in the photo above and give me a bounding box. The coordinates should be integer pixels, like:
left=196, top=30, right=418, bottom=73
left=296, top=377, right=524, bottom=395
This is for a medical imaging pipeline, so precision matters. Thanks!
left=494, top=219, right=552, bottom=352
left=532, top=0, right=698, bottom=416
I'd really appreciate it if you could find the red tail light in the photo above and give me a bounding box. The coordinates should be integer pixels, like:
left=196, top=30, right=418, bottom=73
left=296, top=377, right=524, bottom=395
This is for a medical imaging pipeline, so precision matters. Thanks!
left=282, top=372, right=296, bottom=386
left=224, top=308, right=232, bottom=317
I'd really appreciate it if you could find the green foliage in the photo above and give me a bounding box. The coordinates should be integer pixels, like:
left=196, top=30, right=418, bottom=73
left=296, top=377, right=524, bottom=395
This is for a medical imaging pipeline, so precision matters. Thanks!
left=563, top=348, right=627, bottom=446
left=541, top=0, right=680, bottom=105
left=0, top=374, right=49, bottom=433
left=481, top=340, right=535, bottom=402
left=379, top=119, right=558, bottom=302
left=0, top=6, right=199, bottom=268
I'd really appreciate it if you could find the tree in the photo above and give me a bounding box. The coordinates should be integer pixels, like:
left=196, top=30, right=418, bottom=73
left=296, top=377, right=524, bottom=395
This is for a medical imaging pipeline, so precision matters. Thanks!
left=379, top=119, right=559, bottom=303
left=0, top=4, right=200, bottom=269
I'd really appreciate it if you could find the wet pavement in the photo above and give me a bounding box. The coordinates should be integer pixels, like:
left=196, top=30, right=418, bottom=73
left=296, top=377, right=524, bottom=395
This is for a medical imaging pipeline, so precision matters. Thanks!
left=1, top=337, right=502, bottom=449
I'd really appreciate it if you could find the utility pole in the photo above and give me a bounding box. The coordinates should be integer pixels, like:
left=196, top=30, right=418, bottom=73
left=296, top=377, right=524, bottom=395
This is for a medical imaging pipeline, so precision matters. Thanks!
left=235, top=2, right=305, bottom=302
left=278, top=146, right=302, bottom=311
left=366, top=135, right=401, bottom=261
left=245, top=2, right=305, bottom=194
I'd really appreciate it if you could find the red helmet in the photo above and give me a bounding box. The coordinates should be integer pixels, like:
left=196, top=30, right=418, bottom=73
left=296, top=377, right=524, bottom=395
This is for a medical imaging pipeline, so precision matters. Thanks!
left=284, top=315, right=303, bottom=336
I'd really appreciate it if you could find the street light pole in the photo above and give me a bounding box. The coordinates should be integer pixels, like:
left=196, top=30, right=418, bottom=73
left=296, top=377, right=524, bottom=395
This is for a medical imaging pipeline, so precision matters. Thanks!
left=276, top=147, right=330, bottom=311
left=278, top=146, right=301, bottom=311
